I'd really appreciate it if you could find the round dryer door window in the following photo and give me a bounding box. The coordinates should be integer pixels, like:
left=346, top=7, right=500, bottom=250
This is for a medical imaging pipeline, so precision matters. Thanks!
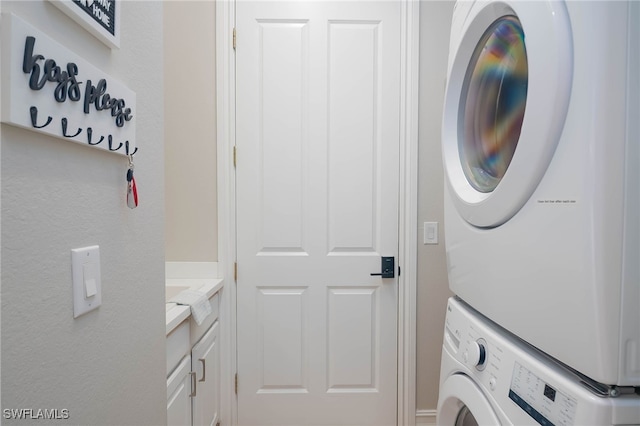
left=460, top=16, right=527, bottom=194
left=442, top=1, right=573, bottom=227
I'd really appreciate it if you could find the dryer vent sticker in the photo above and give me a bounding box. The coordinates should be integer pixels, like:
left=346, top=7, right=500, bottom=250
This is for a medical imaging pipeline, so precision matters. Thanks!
left=0, top=13, right=136, bottom=156
left=537, top=199, right=577, bottom=205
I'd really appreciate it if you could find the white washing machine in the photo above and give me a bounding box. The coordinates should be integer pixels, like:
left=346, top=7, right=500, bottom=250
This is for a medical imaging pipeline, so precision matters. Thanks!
left=437, top=297, right=640, bottom=426
left=441, top=0, right=640, bottom=387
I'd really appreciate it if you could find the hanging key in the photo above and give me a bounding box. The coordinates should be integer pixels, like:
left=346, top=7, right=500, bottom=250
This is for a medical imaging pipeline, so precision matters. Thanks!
left=127, top=156, right=138, bottom=209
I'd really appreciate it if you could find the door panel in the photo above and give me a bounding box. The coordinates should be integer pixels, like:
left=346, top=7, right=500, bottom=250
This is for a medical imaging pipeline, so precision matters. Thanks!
left=236, top=2, right=400, bottom=424
left=257, top=19, right=309, bottom=254
left=328, top=20, right=380, bottom=253
left=258, top=287, right=308, bottom=392
left=327, top=287, right=377, bottom=390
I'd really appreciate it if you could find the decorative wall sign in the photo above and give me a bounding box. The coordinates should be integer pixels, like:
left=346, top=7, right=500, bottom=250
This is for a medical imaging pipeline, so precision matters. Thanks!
left=0, top=13, right=136, bottom=157
left=47, top=0, right=120, bottom=49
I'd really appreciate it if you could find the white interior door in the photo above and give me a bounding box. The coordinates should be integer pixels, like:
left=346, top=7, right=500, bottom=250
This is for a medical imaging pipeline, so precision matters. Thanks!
left=236, top=1, right=401, bottom=425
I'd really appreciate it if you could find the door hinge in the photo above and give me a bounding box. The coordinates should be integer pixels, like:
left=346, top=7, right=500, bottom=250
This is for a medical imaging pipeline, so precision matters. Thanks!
left=233, top=262, right=238, bottom=282
left=233, top=146, right=237, bottom=168
left=235, top=373, right=238, bottom=394
left=233, top=28, right=236, bottom=50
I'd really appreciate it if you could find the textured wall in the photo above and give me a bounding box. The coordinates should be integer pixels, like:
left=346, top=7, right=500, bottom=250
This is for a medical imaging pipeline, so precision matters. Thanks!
left=416, top=0, right=455, bottom=413
left=0, top=1, right=167, bottom=424
left=164, top=0, right=218, bottom=262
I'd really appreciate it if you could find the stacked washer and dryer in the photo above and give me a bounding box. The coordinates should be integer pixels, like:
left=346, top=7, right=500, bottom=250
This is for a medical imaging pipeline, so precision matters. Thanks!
left=437, top=1, right=640, bottom=424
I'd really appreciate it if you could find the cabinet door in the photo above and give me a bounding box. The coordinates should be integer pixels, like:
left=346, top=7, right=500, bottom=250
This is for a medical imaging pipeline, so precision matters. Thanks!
left=191, top=321, right=219, bottom=426
left=167, top=355, right=193, bottom=426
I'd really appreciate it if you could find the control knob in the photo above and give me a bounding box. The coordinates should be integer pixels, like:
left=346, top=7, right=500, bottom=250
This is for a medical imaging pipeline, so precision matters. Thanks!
left=464, top=339, right=487, bottom=370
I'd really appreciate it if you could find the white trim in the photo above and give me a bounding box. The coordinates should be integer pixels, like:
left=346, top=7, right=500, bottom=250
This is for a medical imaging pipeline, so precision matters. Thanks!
left=216, top=1, right=237, bottom=425
left=397, top=0, right=420, bottom=425
left=416, top=409, right=438, bottom=426
left=216, top=1, right=419, bottom=424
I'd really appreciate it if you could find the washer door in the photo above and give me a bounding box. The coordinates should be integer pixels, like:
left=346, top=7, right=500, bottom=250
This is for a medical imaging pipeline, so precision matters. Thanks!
left=442, top=0, right=572, bottom=228
left=437, top=374, right=501, bottom=425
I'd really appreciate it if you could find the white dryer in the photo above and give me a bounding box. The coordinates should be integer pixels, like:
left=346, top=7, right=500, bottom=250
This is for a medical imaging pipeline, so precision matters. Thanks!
left=442, top=0, right=640, bottom=387
left=437, top=297, right=640, bottom=426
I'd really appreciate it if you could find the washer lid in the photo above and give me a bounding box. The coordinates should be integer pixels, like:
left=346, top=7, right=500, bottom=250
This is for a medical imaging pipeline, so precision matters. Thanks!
left=437, top=374, right=501, bottom=425
left=442, top=0, right=572, bottom=228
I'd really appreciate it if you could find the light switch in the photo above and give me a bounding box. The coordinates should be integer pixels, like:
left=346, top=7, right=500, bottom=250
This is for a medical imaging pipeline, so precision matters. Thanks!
left=424, top=222, right=439, bottom=245
left=84, top=278, right=97, bottom=298
left=83, top=263, right=98, bottom=298
left=72, top=245, right=102, bottom=318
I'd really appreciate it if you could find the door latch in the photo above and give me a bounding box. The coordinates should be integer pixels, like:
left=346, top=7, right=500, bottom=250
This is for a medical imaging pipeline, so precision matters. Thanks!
left=370, top=256, right=395, bottom=279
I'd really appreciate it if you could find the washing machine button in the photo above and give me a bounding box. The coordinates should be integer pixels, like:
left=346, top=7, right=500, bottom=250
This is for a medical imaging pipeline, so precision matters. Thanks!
left=489, top=376, right=497, bottom=391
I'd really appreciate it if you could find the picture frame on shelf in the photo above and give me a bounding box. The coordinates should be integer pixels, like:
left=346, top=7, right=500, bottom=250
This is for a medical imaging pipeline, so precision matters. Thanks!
left=47, top=0, right=120, bottom=49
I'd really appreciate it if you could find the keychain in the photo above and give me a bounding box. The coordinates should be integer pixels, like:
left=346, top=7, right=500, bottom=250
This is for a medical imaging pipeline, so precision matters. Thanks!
left=126, top=155, right=138, bottom=209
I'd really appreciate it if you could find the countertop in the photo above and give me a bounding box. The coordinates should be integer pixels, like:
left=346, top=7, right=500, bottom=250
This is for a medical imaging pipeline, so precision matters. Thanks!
left=165, top=278, right=223, bottom=335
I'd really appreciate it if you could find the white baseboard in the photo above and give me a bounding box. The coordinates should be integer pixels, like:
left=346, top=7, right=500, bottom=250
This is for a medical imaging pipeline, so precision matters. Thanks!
left=416, top=409, right=437, bottom=426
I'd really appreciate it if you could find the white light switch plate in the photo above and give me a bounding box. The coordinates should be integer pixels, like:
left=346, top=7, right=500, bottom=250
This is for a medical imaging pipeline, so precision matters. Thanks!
left=424, top=222, right=439, bottom=245
left=72, top=245, right=102, bottom=318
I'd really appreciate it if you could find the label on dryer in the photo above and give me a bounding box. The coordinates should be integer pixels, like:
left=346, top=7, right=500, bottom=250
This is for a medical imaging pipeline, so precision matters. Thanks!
left=509, top=362, right=578, bottom=426
left=536, top=199, right=577, bottom=205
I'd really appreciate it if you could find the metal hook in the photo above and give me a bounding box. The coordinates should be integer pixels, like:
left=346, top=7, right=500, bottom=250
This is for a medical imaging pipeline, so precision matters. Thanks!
left=107, top=135, right=123, bottom=152
left=86, top=128, right=105, bottom=145
left=29, top=106, right=52, bottom=129
left=61, top=118, right=82, bottom=138
left=124, top=140, right=138, bottom=156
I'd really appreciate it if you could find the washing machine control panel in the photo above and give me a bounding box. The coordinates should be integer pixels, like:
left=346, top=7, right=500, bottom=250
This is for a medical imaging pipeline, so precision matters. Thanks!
left=509, top=361, right=578, bottom=426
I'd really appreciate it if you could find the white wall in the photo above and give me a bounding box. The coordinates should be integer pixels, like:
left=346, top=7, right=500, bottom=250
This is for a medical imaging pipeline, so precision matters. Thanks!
left=0, top=1, right=166, bottom=424
left=416, top=0, right=455, bottom=415
left=164, top=0, right=218, bottom=262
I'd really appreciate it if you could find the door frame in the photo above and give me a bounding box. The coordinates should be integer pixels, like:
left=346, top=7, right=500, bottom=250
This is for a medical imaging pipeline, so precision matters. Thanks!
left=215, top=1, right=420, bottom=424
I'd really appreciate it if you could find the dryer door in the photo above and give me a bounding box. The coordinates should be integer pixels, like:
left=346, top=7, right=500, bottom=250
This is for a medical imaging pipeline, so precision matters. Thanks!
left=442, top=0, right=572, bottom=228
left=437, top=374, right=501, bottom=425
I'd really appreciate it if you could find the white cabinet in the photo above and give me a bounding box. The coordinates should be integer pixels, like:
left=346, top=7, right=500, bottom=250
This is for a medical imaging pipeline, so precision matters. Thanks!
left=167, top=355, right=192, bottom=426
left=191, top=321, right=220, bottom=426
left=166, top=291, right=221, bottom=426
